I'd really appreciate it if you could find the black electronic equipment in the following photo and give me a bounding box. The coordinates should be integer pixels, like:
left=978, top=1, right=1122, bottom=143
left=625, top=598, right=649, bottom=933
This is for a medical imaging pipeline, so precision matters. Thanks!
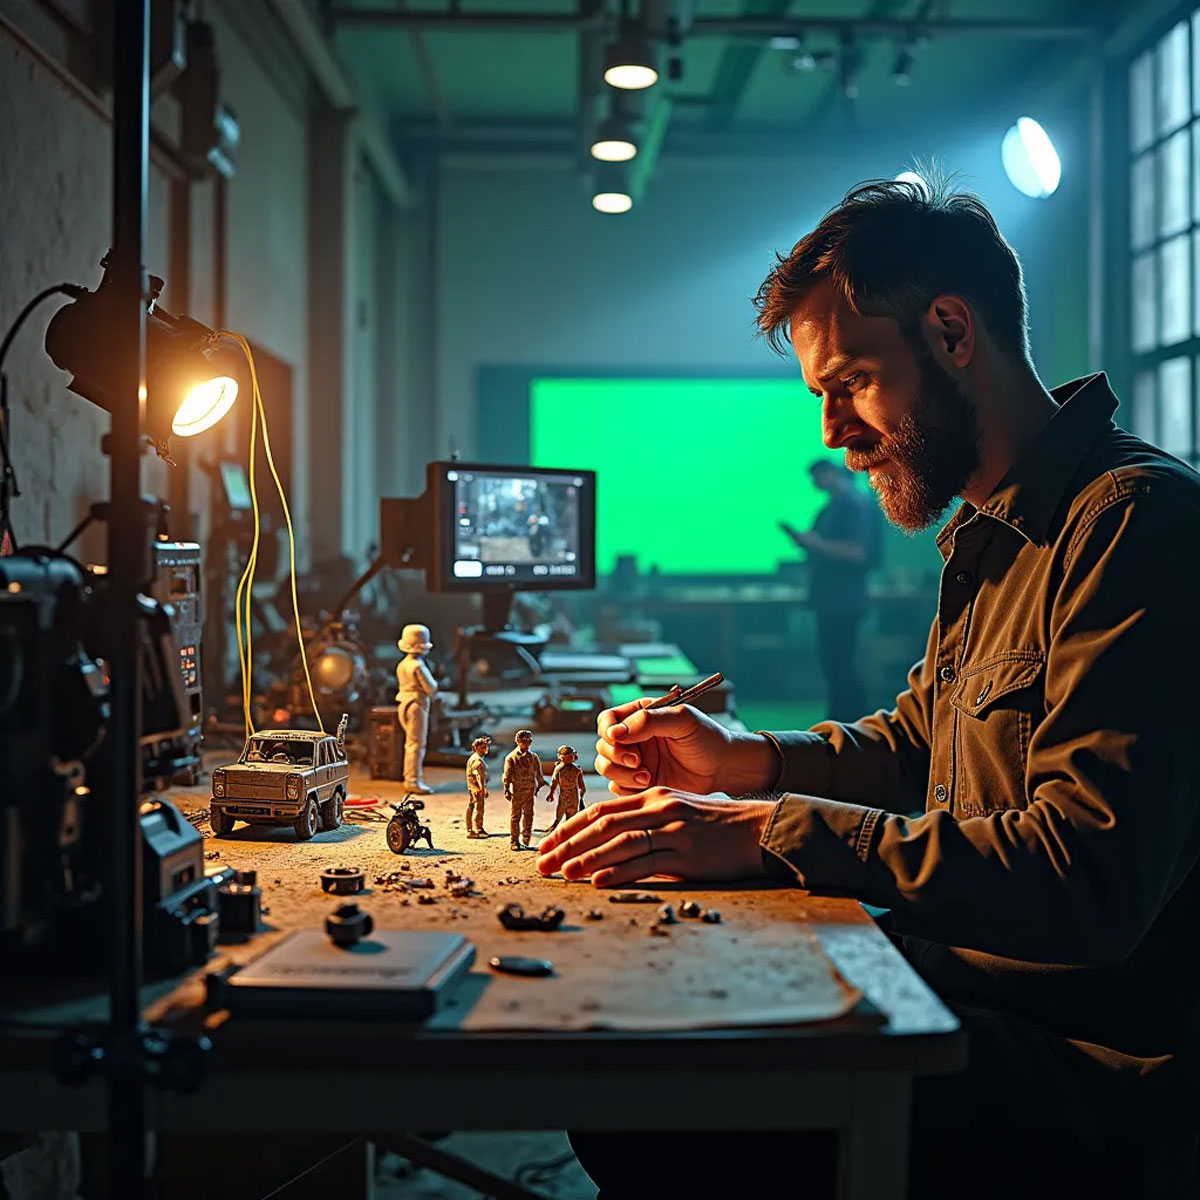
left=380, top=461, right=596, bottom=608
left=0, top=548, right=195, bottom=952
left=150, top=540, right=204, bottom=783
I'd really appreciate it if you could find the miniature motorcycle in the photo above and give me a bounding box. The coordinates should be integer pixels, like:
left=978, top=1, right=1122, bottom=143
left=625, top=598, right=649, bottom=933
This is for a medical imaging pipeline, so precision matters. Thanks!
left=386, top=797, right=434, bottom=854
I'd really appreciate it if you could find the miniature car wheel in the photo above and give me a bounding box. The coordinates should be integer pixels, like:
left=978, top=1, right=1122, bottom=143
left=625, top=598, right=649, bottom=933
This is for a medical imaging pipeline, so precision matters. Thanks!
left=294, top=795, right=320, bottom=841
left=209, top=806, right=235, bottom=836
left=321, top=790, right=345, bottom=831
left=385, top=817, right=412, bottom=855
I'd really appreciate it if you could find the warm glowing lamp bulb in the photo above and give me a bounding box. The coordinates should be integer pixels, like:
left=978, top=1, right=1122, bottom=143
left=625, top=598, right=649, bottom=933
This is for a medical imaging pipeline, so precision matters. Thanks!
left=591, top=137, right=637, bottom=163
left=172, top=375, right=238, bottom=436
left=604, top=63, right=658, bottom=89
left=592, top=191, right=633, bottom=214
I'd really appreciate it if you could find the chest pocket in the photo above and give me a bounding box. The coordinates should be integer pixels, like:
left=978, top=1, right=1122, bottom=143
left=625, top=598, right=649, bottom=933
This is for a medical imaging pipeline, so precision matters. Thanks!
left=949, top=650, right=1045, bottom=816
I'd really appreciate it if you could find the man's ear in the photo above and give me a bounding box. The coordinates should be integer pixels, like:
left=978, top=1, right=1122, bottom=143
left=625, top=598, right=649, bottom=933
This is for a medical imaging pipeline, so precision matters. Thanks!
left=923, top=294, right=975, bottom=369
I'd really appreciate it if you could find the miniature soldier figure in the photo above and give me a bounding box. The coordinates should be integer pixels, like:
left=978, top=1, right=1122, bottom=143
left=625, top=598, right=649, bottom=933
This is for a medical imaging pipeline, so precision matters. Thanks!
left=395, top=623, right=437, bottom=795
left=502, top=728, right=544, bottom=850
left=546, top=745, right=586, bottom=833
left=465, top=734, right=491, bottom=839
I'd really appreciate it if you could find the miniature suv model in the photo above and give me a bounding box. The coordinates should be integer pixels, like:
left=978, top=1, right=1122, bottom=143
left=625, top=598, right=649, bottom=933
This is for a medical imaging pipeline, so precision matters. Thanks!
left=210, top=715, right=350, bottom=840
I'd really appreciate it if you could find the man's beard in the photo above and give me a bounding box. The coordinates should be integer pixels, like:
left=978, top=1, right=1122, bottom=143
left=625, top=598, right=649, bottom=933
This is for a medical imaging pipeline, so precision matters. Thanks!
left=845, top=344, right=981, bottom=532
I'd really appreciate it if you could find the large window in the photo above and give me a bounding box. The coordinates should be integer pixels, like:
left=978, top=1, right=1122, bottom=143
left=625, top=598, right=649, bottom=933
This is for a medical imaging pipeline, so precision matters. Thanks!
left=1128, top=16, right=1200, bottom=468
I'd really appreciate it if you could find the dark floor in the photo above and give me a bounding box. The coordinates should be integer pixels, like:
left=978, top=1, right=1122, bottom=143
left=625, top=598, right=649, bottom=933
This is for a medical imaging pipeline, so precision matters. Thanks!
left=377, top=1133, right=595, bottom=1198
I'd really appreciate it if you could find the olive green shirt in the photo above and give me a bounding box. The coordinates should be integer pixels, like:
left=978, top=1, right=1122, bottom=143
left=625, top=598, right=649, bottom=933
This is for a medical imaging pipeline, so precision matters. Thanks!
left=759, top=373, right=1200, bottom=1062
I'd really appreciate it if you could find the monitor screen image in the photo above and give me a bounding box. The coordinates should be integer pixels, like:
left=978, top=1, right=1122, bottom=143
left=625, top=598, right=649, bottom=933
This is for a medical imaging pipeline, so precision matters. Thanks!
left=434, top=463, right=596, bottom=590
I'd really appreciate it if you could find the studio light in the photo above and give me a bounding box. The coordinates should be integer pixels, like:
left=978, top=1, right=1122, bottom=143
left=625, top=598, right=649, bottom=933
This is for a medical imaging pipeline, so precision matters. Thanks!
left=44, top=255, right=238, bottom=458
left=895, top=170, right=929, bottom=195
left=604, top=31, right=658, bottom=90
left=1001, top=117, right=1061, bottom=198
left=591, top=114, right=638, bottom=162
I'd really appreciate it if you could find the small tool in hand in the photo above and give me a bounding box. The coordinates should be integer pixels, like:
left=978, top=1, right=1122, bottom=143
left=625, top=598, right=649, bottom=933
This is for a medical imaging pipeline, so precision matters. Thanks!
left=644, top=671, right=724, bottom=711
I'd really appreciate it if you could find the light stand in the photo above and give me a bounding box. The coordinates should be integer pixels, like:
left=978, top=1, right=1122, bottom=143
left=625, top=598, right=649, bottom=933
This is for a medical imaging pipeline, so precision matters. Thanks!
left=48, top=3, right=211, bottom=1193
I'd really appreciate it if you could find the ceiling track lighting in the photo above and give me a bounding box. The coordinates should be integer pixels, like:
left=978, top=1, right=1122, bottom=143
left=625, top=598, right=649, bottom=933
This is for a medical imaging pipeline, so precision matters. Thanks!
left=591, top=112, right=639, bottom=162
left=604, top=25, right=659, bottom=90
left=591, top=161, right=633, bottom=213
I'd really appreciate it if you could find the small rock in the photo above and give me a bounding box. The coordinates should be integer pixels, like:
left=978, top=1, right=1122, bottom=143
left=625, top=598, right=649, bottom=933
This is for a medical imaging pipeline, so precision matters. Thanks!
left=656, top=904, right=678, bottom=924
left=679, top=900, right=702, bottom=919
left=649, top=923, right=671, bottom=937
left=260, top=905, right=271, bottom=916
left=417, top=894, right=439, bottom=905
left=204, top=851, right=220, bottom=860
left=701, top=909, right=722, bottom=924
left=609, top=891, right=661, bottom=904
left=585, top=908, right=605, bottom=921
left=628, top=918, right=638, bottom=927
left=409, top=877, right=435, bottom=889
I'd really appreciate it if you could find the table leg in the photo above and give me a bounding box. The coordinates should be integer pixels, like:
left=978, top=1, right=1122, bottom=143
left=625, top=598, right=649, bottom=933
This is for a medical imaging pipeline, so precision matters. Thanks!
left=837, top=1073, right=911, bottom=1200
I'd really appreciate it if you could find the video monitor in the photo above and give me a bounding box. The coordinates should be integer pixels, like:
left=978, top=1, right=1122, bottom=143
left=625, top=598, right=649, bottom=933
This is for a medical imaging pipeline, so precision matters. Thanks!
left=219, top=461, right=253, bottom=511
left=431, top=461, right=595, bottom=593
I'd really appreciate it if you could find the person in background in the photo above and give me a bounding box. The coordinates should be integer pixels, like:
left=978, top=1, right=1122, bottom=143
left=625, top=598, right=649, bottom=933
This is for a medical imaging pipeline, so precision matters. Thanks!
left=780, top=458, right=879, bottom=719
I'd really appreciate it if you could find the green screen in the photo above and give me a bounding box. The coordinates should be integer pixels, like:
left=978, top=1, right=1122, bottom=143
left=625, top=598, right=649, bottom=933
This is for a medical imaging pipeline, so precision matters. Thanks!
left=530, top=377, right=849, bottom=575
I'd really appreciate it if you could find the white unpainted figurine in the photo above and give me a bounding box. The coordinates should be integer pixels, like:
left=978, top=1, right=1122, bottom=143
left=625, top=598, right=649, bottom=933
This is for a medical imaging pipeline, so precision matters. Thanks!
left=395, top=623, right=437, bottom=795
left=465, top=734, right=491, bottom=839
left=502, top=728, right=544, bottom=850
left=546, top=744, right=586, bottom=833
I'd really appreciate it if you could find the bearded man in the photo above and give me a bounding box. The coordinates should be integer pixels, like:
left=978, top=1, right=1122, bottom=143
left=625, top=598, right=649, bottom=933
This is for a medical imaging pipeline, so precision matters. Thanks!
left=538, top=177, right=1200, bottom=1198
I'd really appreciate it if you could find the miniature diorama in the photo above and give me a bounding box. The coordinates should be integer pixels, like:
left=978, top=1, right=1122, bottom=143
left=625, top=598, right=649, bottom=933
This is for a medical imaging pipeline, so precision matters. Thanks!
left=464, top=734, right=491, bottom=838
left=395, top=622, right=438, bottom=795
left=210, top=715, right=350, bottom=840
left=502, top=728, right=545, bottom=850
left=546, top=743, right=587, bottom=832
left=386, top=796, right=434, bottom=855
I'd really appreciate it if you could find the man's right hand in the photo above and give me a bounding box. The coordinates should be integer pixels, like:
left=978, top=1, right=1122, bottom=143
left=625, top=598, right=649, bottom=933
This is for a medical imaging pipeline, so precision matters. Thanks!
left=594, top=699, right=779, bottom=797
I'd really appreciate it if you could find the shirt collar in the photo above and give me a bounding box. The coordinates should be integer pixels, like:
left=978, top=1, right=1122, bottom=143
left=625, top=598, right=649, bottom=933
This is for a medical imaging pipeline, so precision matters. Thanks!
left=935, top=372, right=1118, bottom=558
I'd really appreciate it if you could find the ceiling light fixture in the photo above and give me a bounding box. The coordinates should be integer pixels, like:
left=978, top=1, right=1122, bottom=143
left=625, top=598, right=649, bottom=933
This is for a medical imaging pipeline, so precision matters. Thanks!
left=592, top=163, right=633, bottom=213
left=590, top=114, right=638, bottom=162
left=604, top=30, right=659, bottom=90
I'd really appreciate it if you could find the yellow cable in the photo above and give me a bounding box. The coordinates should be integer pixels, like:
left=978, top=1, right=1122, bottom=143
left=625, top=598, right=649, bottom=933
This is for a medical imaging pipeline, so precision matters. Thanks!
left=232, top=357, right=261, bottom=738
left=222, top=331, right=324, bottom=735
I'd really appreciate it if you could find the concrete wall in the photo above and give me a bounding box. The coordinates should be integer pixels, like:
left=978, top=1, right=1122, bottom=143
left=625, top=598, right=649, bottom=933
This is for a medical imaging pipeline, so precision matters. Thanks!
left=0, top=28, right=171, bottom=563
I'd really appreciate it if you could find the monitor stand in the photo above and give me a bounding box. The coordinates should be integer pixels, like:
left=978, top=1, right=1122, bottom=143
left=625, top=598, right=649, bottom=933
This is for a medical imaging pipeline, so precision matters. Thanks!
left=454, top=591, right=550, bottom=708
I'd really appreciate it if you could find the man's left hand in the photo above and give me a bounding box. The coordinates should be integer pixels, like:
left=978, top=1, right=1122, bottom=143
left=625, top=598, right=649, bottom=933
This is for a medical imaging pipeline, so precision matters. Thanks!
left=535, top=789, right=776, bottom=887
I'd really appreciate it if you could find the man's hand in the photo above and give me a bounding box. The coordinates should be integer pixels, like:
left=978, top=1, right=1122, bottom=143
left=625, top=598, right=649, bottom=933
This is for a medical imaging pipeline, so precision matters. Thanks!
left=778, top=520, right=815, bottom=549
left=535, top=789, right=776, bottom=887
left=594, top=698, right=778, bottom=797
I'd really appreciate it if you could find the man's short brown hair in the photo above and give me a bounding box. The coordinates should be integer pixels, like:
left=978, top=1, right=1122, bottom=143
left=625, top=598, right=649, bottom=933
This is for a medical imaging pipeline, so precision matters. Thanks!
left=753, top=174, right=1029, bottom=360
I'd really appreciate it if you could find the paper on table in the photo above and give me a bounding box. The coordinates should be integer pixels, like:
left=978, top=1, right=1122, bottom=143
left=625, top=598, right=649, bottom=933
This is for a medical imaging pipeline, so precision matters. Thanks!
left=454, top=918, right=863, bottom=1033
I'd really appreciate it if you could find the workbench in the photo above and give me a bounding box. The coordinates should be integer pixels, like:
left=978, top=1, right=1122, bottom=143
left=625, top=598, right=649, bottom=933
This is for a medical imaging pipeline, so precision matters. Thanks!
left=0, top=709, right=964, bottom=1200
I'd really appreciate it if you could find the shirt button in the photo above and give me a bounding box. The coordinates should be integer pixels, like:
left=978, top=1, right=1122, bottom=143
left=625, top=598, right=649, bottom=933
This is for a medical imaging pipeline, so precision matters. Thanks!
left=955, top=571, right=972, bottom=586
left=938, top=665, right=957, bottom=683
left=934, top=784, right=948, bottom=804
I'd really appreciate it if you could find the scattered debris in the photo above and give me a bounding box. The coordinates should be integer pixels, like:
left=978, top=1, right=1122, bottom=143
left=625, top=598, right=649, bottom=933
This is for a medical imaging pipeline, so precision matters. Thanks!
left=325, top=902, right=373, bottom=947
left=628, top=918, right=638, bottom=927
left=273, top=878, right=282, bottom=886
left=408, top=877, right=435, bottom=889
left=679, top=900, right=702, bottom=919
left=489, top=955, right=554, bottom=978
left=609, top=891, right=661, bottom=904
left=497, top=902, right=566, bottom=932
left=320, top=866, right=365, bottom=895
left=585, top=908, right=605, bottom=921
left=260, top=905, right=271, bottom=916
left=444, top=869, right=463, bottom=885
left=186, top=807, right=210, bottom=828
left=649, top=923, right=671, bottom=937
left=417, top=894, right=439, bottom=906
left=656, top=904, right=678, bottom=925
left=448, top=879, right=478, bottom=898
left=701, top=909, right=722, bottom=924
left=204, top=851, right=221, bottom=861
